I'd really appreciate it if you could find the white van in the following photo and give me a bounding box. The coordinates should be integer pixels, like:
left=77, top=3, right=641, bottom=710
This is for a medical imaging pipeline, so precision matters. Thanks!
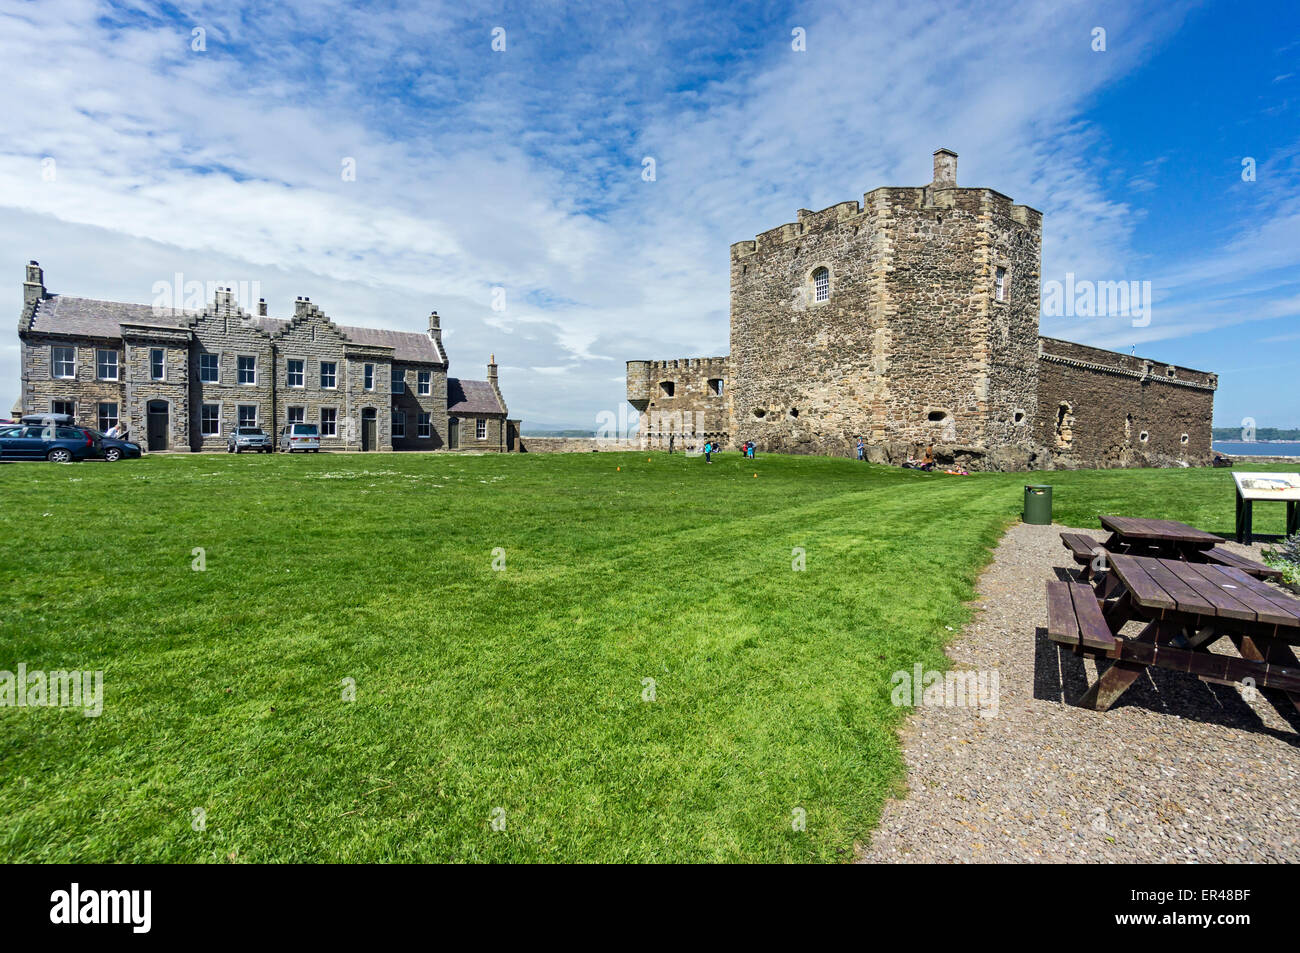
left=280, top=422, right=321, bottom=452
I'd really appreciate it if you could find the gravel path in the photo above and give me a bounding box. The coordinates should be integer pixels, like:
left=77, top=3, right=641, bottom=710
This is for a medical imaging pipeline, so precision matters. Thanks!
left=857, top=522, right=1300, bottom=863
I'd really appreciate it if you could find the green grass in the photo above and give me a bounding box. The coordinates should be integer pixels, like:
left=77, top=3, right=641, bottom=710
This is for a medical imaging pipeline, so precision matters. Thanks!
left=0, top=451, right=1292, bottom=863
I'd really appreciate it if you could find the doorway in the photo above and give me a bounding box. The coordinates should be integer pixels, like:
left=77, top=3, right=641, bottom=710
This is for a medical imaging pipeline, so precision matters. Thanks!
left=361, top=408, right=377, bottom=451
left=448, top=417, right=459, bottom=449
left=146, top=400, right=168, bottom=451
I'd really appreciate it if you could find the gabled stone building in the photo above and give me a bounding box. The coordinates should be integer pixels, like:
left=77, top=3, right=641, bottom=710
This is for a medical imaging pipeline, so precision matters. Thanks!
left=628, top=149, right=1217, bottom=470
left=16, top=262, right=518, bottom=452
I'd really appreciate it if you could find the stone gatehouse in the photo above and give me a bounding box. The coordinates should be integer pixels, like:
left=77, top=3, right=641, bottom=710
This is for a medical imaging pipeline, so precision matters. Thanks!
left=16, top=262, right=520, bottom=452
left=627, top=149, right=1217, bottom=470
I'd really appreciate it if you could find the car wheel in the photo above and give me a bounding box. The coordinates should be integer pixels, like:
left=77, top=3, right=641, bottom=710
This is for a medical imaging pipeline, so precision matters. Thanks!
left=47, top=448, right=73, bottom=463
left=104, top=447, right=122, bottom=462
left=227, top=444, right=234, bottom=453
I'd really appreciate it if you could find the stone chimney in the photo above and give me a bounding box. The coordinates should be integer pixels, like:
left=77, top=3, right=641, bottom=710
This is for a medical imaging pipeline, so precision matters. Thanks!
left=294, top=296, right=312, bottom=319
left=214, top=286, right=236, bottom=312
left=258, top=298, right=268, bottom=316
left=487, top=353, right=505, bottom=408
left=426, top=310, right=443, bottom=354
left=23, top=260, right=45, bottom=308
left=932, top=148, right=958, bottom=188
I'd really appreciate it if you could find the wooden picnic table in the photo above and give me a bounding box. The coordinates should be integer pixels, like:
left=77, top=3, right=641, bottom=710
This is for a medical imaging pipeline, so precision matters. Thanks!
left=1081, top=516, right=1281, bottom=582
left=1098, top=515, right=1224, bottom=558
left=1047, top=552, right=1300, bottom=712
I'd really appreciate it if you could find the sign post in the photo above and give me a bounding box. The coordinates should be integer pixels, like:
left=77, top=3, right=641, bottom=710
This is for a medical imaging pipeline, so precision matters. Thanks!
left=1232, top=472, right=1300, bottom=544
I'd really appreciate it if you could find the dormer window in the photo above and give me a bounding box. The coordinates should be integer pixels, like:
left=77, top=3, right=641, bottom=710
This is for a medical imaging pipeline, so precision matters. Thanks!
left=812, top=267, right=830, bottom=302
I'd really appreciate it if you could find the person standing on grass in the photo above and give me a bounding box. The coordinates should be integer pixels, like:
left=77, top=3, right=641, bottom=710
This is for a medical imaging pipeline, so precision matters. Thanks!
left=704, top=440, right=712, bottom=463
left=856, top=439, right=865, bottom=462
left=668, top=432, right=675, bottom=454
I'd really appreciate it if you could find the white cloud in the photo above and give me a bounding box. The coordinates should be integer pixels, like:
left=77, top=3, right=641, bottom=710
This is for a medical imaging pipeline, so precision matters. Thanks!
left=1, top=0, right=1291, bottom=428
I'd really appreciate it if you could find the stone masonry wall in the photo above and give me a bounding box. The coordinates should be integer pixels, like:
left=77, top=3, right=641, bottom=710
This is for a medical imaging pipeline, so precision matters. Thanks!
left=22, top=334, right=127, bottom=431
left=626, top=356, right=730, bottom=449
left=391, top=363, right=448, bottom=451
left=1034, top=337, right=1217, bottom=468
left=729, top=200, right=884, bottom=456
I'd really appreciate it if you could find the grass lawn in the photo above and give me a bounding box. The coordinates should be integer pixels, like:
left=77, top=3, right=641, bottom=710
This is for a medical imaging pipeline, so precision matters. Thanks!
left=0, top=451, right=1292, bottom=863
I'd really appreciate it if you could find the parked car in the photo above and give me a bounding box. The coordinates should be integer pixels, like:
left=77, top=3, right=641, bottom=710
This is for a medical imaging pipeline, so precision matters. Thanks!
left=228, top=426, right=273, bottom=453
left=0, top=423, right=100, bottom=462
left=279, top=422, right=321, bottom=452
left=84, top=429, right=143, bottom=462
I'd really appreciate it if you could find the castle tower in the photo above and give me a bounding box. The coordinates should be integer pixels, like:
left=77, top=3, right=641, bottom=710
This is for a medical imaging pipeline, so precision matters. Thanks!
left=727, top=148, right=1042, bottom=464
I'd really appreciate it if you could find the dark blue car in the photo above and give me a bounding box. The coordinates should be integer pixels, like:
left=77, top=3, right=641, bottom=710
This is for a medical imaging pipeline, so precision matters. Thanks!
left=85, top=429, right=142, bottom=462
left=0, top=423, right=101, bottom=462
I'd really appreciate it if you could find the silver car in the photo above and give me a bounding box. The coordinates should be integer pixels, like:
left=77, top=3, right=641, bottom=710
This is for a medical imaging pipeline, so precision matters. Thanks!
left=227, top=426, right=273, bottom=453
left=279, top=422, right=321, bottom=452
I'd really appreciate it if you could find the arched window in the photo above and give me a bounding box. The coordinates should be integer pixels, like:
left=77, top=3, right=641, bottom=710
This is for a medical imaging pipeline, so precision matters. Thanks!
left=812, top=267, right=830, bottom=302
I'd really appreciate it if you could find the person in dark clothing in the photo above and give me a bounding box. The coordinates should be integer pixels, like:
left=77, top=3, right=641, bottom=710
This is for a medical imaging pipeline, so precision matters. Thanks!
left=856, top=439, right=865, bottom=462
left=668, top=433, right=675, bottom=454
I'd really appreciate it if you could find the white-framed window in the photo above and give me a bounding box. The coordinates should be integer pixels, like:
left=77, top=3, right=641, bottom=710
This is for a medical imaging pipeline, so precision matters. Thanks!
left=150, top=348, right=165, bottom=381
left=96, top=349, right=119, bottom=381
left=51, top=400, right=75, bottom=418
left=287, top=406, right=305, bottom=425
left=417, top=370, right=431, bottom=396
left=364, top=364, right=375, bottom=390
left=418, top=412, right=431, bottom=438
left=812, top=266, right=830, bottom=302
left=287, top=359, right=304, bottom=388
left=238, top=405, right=258, bottom=428
left=994, top=266, right=1008, bottom=303
left=476, top=418, right=487, bottom=440
left=392, top=370, right=405, bottom=395
left=320, top=407, right=337, bottom=436
left=201, top=403, right=221, bottom=437
left=320, top=361, right=337, bottom=389
left=199, top=353, right=219, bottom=383
left=98, top=402, right=118, bottom=432
left=237, top=355, right=256, bottom=385
left=393, top=409, right=405, bottom=437
left=51, top=346, right=75, bottom=379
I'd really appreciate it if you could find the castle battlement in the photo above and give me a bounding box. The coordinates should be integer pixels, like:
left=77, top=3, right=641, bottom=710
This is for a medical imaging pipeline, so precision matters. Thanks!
left=730, top=170, right=1042, bottom=262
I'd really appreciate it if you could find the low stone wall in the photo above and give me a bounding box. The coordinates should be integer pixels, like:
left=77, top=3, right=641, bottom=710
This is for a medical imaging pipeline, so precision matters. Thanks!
left=519, top=437, right=605, bottom=453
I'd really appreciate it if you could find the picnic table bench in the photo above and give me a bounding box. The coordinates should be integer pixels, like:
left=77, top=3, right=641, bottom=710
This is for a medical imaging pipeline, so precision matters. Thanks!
left=1065, top=517, right=1279, bottom=581
left=1047, top=552, right=1300, bottom=712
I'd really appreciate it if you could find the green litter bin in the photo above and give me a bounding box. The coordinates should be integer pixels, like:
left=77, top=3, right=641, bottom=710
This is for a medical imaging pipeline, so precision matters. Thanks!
left=1024, top=485, right=1052, bottom=525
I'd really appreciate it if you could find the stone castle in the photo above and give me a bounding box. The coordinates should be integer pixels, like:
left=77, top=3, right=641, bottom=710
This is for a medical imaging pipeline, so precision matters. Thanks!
left=627, top=150, right=1217, bottom=469
left=16, top=263, right=520, bottom=452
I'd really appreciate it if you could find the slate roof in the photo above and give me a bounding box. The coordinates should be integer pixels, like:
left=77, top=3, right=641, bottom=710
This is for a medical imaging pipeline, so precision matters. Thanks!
left=446, top=378, right=505, bottom=415
left=339, top=324, right=444, bottom=364
left=25, top=296, right=445, bottom=364
left=27, top=295, right=194, bottom=337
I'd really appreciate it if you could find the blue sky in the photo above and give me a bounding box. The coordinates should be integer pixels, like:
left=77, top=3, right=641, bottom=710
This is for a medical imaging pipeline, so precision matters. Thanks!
left=1, top=0, right=1297, bottom=429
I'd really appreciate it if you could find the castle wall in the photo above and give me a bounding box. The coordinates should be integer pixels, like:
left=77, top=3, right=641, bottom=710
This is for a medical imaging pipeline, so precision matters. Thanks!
left=728, top=200, right=884, bottom=456
left=626, top=356, right=730, bottom=449
left=624, top=149, right=1218, bottom=470
left=1034, top=337, right=1217, bottom=468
